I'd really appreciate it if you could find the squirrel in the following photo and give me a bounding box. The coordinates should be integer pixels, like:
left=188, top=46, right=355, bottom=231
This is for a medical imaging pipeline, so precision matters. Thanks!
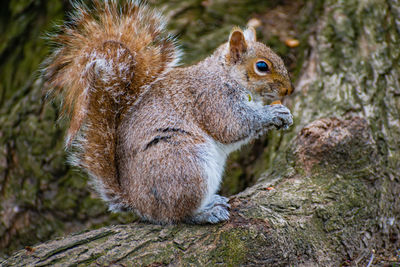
left=43, top=0, right=294, bottom=224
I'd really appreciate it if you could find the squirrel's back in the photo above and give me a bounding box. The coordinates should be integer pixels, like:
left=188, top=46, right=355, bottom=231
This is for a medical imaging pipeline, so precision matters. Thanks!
left=43, top=0, right=181, bottom=211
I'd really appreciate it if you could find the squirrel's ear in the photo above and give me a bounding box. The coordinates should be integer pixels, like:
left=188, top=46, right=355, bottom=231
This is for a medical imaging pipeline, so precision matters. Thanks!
left=228, top=28, right=248, bottom=63
left=244, top=27, right=257, bottom=42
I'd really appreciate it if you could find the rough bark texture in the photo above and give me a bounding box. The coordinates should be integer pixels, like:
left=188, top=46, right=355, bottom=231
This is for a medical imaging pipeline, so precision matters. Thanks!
left=1, top=0, right=400, bottom=266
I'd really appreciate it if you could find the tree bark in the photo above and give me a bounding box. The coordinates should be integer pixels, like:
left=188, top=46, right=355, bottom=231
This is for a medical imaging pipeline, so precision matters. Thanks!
left=1, top=0, right=400, bottom=266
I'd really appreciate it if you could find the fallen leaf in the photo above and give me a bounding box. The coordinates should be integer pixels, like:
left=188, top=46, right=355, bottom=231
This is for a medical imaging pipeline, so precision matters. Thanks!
left=285, top=38, right=300, bottom=48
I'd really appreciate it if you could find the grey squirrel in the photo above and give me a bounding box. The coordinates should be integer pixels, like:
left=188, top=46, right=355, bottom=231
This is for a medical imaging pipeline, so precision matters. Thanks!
left=43, top=0, right=294, bottom=224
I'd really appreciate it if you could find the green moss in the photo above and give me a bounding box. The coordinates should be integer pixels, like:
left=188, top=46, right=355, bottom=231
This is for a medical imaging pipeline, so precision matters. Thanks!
left=0, top=0, right=64, bottom=105
left=9, top=0, right=35, bottom=16
left=221, top=151, right=247, bottom=196
left=210, top=229, right=247, bottom=266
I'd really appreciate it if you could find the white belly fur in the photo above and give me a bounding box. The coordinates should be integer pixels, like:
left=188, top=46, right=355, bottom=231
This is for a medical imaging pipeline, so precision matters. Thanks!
left=197, top=136, right=251, bottom=211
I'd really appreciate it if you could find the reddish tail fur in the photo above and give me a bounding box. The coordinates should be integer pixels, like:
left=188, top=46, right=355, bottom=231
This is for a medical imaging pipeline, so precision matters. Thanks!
left=43, top=0, right=180, bottom=210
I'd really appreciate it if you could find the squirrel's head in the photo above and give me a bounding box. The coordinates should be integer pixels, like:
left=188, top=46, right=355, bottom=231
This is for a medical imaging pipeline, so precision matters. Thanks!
left=221, top=27, right=294, bottom=102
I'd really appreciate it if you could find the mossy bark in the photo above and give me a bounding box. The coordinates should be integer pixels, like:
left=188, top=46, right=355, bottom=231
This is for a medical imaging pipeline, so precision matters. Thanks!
left=1, top=0, right=399, bottom=265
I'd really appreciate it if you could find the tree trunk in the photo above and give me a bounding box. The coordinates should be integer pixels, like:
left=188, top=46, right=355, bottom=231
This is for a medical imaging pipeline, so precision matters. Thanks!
left=1, top=0, right=399, bottom=266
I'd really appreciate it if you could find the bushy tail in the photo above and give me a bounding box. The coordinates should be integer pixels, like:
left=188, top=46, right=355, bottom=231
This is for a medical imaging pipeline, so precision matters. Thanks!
left=43, top=0, right=180, bottom=210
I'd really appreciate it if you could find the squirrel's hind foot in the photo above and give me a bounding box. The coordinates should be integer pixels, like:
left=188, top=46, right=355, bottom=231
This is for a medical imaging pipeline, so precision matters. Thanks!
left=187, top=195, right=230, bottom=224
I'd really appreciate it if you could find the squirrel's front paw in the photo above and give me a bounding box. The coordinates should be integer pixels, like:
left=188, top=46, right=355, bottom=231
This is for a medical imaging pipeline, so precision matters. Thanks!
left=267, top=104, right=293, bottom=130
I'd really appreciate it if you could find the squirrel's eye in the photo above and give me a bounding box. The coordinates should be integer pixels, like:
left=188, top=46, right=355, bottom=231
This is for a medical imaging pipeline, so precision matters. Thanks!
left=255, top=61, right=269, bottom=74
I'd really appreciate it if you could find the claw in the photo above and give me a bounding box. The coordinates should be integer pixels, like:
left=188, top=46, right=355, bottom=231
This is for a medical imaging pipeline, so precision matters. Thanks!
left=189, top=194, right=230, bottom=224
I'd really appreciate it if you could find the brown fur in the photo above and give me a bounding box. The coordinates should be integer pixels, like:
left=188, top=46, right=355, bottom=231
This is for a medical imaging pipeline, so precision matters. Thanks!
left=43, top=0, right=293, bottom=224
left=43, top=0, right=179, bottom=211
